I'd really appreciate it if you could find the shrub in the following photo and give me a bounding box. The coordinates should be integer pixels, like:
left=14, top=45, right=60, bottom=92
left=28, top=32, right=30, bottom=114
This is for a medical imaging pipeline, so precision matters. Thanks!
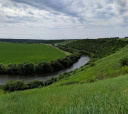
left=120, top=57, right=128, bottom=66
left=86, top=77, right=96, bottom=83
left=57, top=72, right=70, bottom=81
left=7, top=64, right=17, bottom=75
left=57, top=74, right=65, bottom=81
left=121, top=66, right=128, bottom=74
left=89, top=62, right=95, bottom=67
left=23, top=63, right=35, bottom=74
left=44, top=77, right=57, bottom=86
left=26, top=80, right=44, bottom=89
left=3, top=80, right=26, bottom=92
left=0, top=64, right=6, bottom=74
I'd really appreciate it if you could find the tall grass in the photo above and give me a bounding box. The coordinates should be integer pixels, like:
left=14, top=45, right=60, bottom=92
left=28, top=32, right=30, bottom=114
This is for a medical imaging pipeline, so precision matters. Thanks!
left=0, top=75, right=128, bottom=113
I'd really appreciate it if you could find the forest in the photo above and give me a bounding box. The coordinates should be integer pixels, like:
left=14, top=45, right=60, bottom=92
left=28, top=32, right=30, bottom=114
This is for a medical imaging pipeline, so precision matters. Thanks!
left=65, top=38, right=128, bottom=59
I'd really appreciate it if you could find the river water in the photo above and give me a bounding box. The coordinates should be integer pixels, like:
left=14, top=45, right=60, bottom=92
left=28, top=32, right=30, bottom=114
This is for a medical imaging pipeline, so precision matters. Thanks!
left=0, top=56, right=90, bottom=85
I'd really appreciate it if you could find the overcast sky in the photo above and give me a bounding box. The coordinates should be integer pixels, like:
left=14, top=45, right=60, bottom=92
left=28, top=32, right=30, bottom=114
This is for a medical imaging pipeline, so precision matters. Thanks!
left=0, top=0, right=128, bottom=39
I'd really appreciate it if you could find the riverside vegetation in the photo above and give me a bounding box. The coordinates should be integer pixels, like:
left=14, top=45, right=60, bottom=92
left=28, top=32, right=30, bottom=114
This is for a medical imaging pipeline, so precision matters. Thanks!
left=1, top=38, right=128, bottom=113
left=0, top=53, right=80, bottom=75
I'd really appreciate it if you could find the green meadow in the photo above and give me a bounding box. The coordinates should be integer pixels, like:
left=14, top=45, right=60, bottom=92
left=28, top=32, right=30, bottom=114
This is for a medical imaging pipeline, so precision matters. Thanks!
left=0, top=42, right=67, bottom=64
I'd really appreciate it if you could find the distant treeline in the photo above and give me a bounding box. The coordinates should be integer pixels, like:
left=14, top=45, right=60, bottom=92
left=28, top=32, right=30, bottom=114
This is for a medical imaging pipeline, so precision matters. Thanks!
left=0, top=39, right=66, bottom=44
left=65, top=38, right=128, bottom=59
left=0, top=53, right=80, bottom=75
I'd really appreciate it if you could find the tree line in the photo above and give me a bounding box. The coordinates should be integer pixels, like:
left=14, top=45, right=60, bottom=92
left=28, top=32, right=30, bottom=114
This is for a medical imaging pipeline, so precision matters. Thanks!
left=0, top=53, right=81, bottom=75
left=0, top=39, right=66, bottom=44
left=3, top=77, right=57, bottom=92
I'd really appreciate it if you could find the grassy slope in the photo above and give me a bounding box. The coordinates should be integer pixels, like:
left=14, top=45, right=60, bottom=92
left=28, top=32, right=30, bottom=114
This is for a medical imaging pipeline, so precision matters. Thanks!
left=1, top=75, right=128, bottom=113
left=55, top=44, right=128, bottom=85
left=0, top=42, right=67, bottom=64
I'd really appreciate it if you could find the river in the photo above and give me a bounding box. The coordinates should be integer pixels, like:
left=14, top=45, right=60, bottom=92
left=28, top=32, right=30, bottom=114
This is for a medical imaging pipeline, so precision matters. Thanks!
left=0, top=56, right=90, bottom=85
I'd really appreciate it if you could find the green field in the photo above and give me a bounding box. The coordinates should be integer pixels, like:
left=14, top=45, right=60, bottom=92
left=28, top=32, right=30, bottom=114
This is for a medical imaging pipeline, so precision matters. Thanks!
left=0, top=42, right=67, bottom=64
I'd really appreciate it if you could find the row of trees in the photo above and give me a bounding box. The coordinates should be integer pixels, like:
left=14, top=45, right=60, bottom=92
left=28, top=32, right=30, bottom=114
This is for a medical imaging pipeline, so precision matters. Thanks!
left=0, top=53, right=81, bottom=75
left=3, top=77, right=57, bottom=92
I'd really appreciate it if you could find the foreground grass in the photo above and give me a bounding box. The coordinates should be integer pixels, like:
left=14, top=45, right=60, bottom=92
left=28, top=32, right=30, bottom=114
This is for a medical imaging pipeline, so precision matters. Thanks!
left=0, top=42, right=66, bottom=64
left=0, top=75, right=128, bottom=113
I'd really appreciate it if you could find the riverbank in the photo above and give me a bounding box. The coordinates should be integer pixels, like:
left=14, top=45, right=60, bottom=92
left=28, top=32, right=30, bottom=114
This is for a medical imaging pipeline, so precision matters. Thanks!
left=0, top=56, right=90, bottom=85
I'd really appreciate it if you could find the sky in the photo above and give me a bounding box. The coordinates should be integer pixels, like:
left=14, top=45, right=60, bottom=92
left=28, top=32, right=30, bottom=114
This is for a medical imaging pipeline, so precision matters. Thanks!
left=0, top=0, right=128, bottom=39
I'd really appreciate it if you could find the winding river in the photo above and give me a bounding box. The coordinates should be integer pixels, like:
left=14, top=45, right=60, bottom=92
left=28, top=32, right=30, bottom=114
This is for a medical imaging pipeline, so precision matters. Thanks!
left=0, top=56, right=90, bottom=85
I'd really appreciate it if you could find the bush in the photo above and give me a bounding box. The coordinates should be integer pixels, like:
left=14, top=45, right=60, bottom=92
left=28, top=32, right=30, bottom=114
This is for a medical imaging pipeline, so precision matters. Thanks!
left=3, top=80, right=26, bottom=92
left=0, top=64, right=6, bottom=74
left=23, top=63, right=35, bottom=74
left=44, top=77, right=57, bottom=86
left=26, top=80, right=44, bottom=89
left=7, top=64, right=17, bottom=75
left=121, top=66, right=128, bottom=74
left=120, top=57, right=128, bottom=66
left=89, top=62, right=95, bottom=67
left=86, top=77, right=96, bottom=83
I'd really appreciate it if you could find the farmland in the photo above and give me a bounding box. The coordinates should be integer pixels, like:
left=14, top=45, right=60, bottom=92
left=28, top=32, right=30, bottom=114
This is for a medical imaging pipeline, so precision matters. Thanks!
left=0, top=42, right=67, bottom=64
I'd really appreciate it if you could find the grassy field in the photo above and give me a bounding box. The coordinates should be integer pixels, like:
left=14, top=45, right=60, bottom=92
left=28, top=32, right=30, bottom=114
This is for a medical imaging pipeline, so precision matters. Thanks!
left=0, top=42, right=67, bottom=64
left=1, top=75, right=128, bottom=113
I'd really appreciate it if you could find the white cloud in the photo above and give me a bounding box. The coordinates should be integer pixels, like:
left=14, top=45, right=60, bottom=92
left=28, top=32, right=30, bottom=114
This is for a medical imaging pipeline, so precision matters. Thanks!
left=0, top=0, right=127, bottom=39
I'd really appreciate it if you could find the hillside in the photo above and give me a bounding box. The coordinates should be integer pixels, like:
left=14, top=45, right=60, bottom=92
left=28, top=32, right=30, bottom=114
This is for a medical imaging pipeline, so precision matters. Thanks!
left=56, top=44, right=128, bottom=85
left=66, top=38, right=127, bottom=58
